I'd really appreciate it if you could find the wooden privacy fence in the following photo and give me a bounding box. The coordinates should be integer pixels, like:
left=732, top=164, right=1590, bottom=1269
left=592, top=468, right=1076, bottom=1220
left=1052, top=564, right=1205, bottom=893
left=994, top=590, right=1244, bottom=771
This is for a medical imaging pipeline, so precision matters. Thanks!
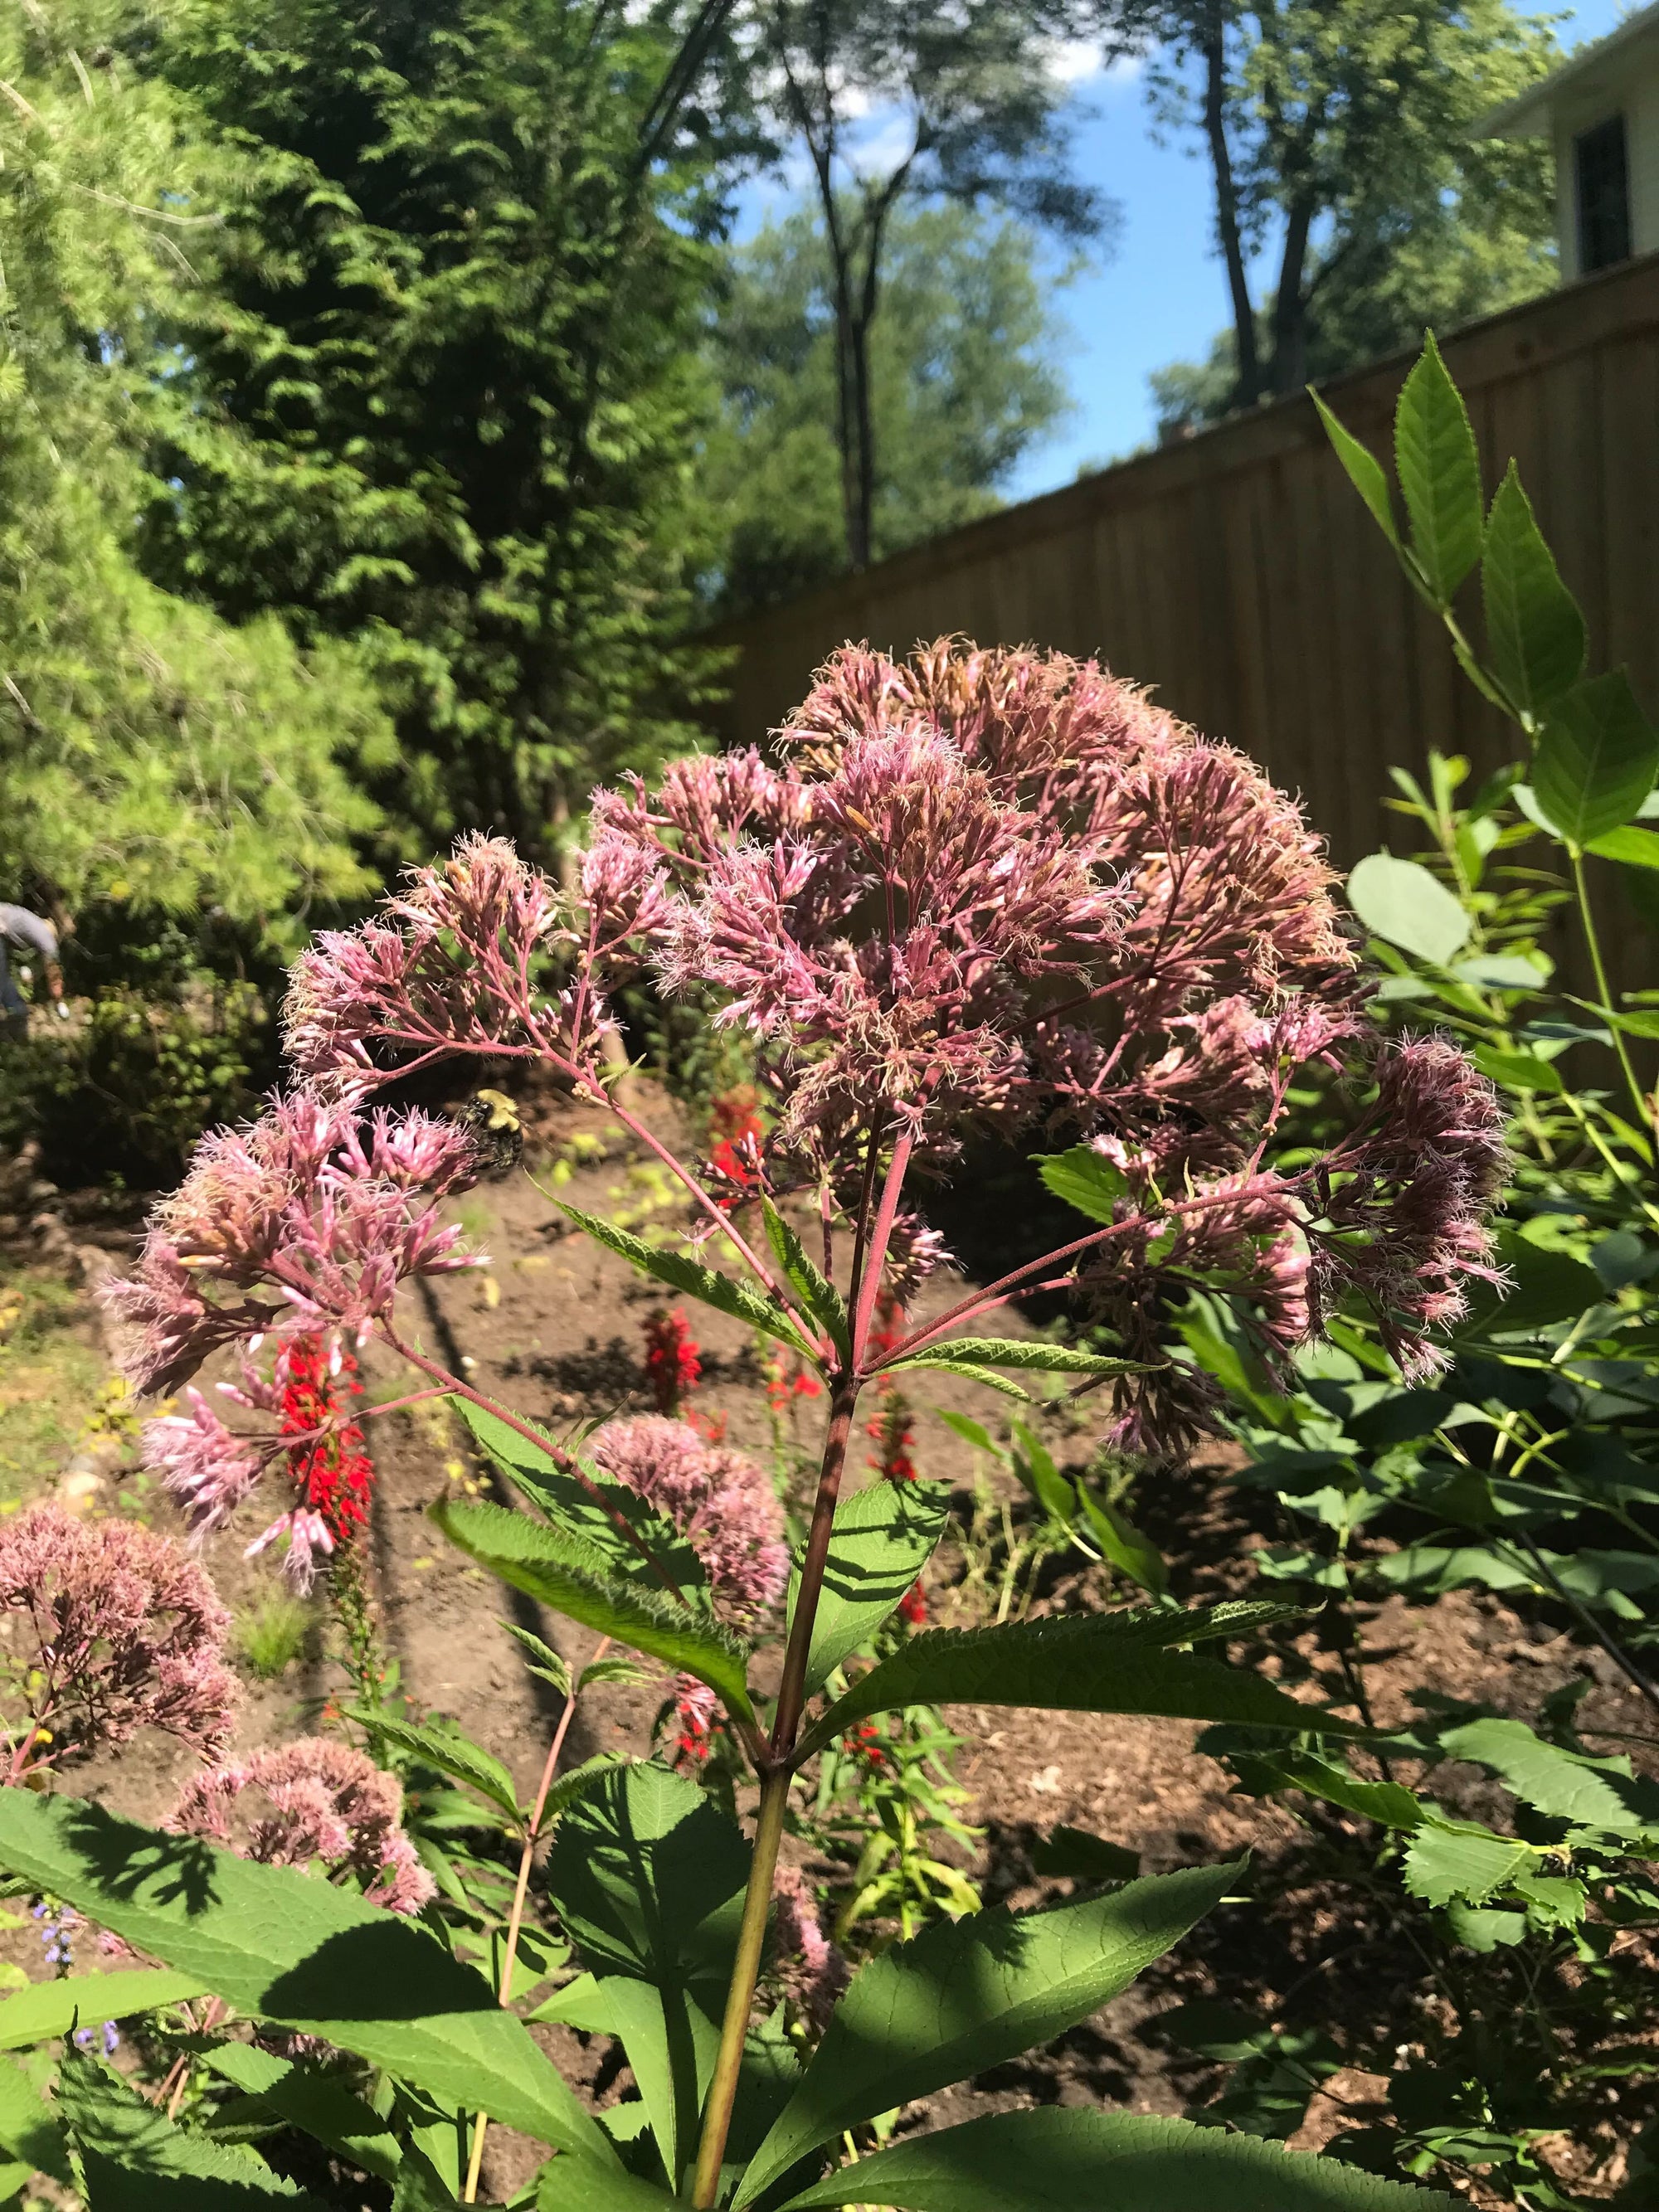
left=700, top=250, right=1659, bottom=880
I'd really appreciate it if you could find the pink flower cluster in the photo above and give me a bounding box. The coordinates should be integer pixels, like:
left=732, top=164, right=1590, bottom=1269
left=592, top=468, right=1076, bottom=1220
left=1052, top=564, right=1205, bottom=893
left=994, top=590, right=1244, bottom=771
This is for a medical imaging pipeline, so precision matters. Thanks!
left=771, top=1862, right=849, bottom=2032
left=105, top=1097, right=481, bottom=1400
left=166, top=1737, right=434, bottom=1915
left=240, top=635, right=1504, bottom=1451
left=0, top=1502, right=238, bottom=1775
left=586, top=1416, right=788, bottom=1626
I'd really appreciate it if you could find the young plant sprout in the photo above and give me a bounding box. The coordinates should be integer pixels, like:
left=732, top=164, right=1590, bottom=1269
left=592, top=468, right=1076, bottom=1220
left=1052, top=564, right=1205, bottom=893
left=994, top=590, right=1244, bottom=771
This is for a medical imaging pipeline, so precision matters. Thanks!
left=93, top=638, right=1493, bottom=2209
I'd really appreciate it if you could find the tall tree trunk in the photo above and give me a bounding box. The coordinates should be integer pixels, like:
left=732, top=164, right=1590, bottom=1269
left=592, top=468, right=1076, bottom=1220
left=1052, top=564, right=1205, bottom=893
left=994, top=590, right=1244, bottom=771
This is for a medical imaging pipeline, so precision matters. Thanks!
left=1269, top=191, right=1314, bottom=396
left=830, top=256, right=862, bottom=566
left=1201, top=4, right=1259, bottom=410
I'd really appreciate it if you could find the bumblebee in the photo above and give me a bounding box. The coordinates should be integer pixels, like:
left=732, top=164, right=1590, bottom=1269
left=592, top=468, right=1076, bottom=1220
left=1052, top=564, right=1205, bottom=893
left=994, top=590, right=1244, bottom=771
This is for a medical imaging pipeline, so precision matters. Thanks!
left=457, top=1087, right=524, bottom=1177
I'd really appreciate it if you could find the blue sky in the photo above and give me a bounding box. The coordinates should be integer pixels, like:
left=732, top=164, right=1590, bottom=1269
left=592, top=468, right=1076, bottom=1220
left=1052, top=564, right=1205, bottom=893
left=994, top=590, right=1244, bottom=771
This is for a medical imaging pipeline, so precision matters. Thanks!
left=1003, top=0, right=1631, bottom=496
left=732, top=1, right=1630, bottom=502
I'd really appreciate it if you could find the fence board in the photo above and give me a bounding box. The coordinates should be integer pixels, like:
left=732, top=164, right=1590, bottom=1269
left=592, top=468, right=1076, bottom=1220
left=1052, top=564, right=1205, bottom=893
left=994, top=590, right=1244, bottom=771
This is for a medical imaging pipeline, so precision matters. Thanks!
left=701, top=252, right=1659, bottom=894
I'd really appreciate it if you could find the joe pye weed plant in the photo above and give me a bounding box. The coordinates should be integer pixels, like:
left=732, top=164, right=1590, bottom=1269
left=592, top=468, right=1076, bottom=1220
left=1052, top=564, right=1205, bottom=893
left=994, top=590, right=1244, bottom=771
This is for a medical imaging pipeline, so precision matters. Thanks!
left=0, top=641, right=1504, bottom=2208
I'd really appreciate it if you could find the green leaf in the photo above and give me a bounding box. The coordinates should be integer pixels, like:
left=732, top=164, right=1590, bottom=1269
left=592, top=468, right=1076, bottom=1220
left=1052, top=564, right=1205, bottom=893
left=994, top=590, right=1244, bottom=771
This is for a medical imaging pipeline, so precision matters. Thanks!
left=1480, top=463, right=1586, bottom=716
left=392, top=2147, right=460, bottom=2210
left=1311, top=391, right=1399, bottom=551
left=340, top=1709, right=522, bottom=1826
left=1586, top=822, right=1659, bottom=869
left=936, top=1410, right=998, bottom=1456
left=899, top=1337, right=1144, bottom=1378
left=1471, top=1045, right=1563, bottom=1095
left=1034, top=1147, right=1128, bottom=1223
left=557, top=1201, right=811, bottom=1354
left=789, top=1480, right=951, bottom=1698
left=1533, top=671, right=1659, bottom=847
left=430, top=1495, right=753, bottom=1723
left=1394, top=333, right=1483, bottom=605
left=884, top=1358, right=1030, bottom=1401
left=738, top=1866, right=1235, bottom=2206
left=1028, top=1827, right=1141, bottom=1884
left=761, top=1198, right=848, bottom=1357
left=1077, top=1487, right=1167, bottom=1597
left=453, top=1402, right=706, bottom=1599
left=1345, top=854, right=1471, bottom=967
left=1402, top=1821, right=1533, bottom=1907
left=55, top=2048, right=324, bottom=2205
left=500, top=1619, right=573, bottom=1698
left=1228, top=1750, right=1425, bottom=1834
left=585, top=1976, right=718, bottom=2192
left=776, top=2106, right=1439, bottom=2210
left=0, top=1969, right=208, bottom=2051
left=1457, top=1229, right=1604, bottom=1339
left=544, top=1763, right=750, bottom=2005
left=0, top=2054, right=70, bottom=2185
left=794, top=1605, right=1345, bottom=1769
left=538, top=2161, right=679, bottom=2212
left=0, top=1788, right=607, bottom=2162
left=1436, top=1717, right=1659, bottom=1836
left=198, top=2044, right=402, bottom=2185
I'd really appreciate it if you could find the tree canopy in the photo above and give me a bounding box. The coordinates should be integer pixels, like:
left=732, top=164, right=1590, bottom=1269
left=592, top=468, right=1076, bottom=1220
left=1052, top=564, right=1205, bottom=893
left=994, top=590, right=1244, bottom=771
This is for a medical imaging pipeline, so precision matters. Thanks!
left=698, top=201, right=1074, bottom=618
left=129, top=0, right=744, bottom=863
left=0, top=0, right=388, bottom=941
left=1146, top=0, right=1559, bottom=425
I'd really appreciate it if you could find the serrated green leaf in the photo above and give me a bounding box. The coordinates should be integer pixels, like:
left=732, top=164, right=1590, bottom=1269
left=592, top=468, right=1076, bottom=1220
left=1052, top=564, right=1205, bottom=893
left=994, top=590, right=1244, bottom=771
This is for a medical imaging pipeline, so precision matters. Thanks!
left=500, top=1619, right=573, bottom=1699
left=1034, top=1147, right=1128, bottom=1224
left=198, top=2044, right=402, bottom=2184
left=430, top=1495, right=754, bottom=1723
left=56, top=2048, right=322, bottom=2204
left=1345, top=854, right=1471, bottom=967
left=1312, top=391, right=1399, bottom=550
left=1402, top=1821, right=1532, bottom=1907
left=341, top=1709, right=522, bottom=1826
left=760, top=1198, right=847, bottom=1357
left=789, top=1480, right=951, bottom=1697
left=538, top=2160, right=679, bottom=2211
left=775, top=2106, right=1439, bottom=2210
left=1436, top=1717, right=1659, bottom=1836
left=544, top=1764, right=749, bottom=2007
left=557, top=1201, right=812, bottom=1354
left=0, top=2054, right=70, bottom=2185
left=453, top=1401, right=706, bottom=1599
left=902, top=1337, right=1146, bottom=1377
left=1481, top=463, right=1585, bottom=716
left=794, top=1604, right=1342, bottom=1765
left=0, top=1789, right=606, bottom=2161
left=1533, top=671, right=1659, bottom=847
left=740, top=1867, right=1233, bottom=2205
left=578, top=1657, right=654, bottom=1691
left=884, top=1357, right=1029, bottom=1400
left=0, top=1969, right=207, bottom=2051
left=392, top=2146, right=460, bottom=2210
left=1394, top=333, right=1483, bottom=605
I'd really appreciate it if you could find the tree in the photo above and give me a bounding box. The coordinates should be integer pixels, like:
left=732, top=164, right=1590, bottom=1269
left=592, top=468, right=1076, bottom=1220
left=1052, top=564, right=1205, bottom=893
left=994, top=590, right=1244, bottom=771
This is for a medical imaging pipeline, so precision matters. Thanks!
left=699, top=200, right=1074, bottom=616
left=1147, top=0, right=1559, bottom=416
left=0, top=1, right=387, bottom=941
left=131, top=0, right=749, bottom=862
left=744, top=0, right=1120, bottom=571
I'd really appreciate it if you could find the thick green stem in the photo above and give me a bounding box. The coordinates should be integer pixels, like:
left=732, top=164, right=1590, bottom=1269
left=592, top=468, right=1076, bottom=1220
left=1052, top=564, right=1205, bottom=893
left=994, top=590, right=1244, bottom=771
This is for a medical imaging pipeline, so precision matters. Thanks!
left=689, top=1767, right=791, bottom=2208
left=690, top=1374, right=861, bottom=2205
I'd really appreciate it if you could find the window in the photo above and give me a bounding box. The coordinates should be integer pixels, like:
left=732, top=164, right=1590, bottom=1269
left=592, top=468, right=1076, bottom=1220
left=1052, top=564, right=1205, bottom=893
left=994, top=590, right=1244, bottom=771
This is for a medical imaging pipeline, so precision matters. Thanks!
left=1575, top=113, right=1632, bottom=274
